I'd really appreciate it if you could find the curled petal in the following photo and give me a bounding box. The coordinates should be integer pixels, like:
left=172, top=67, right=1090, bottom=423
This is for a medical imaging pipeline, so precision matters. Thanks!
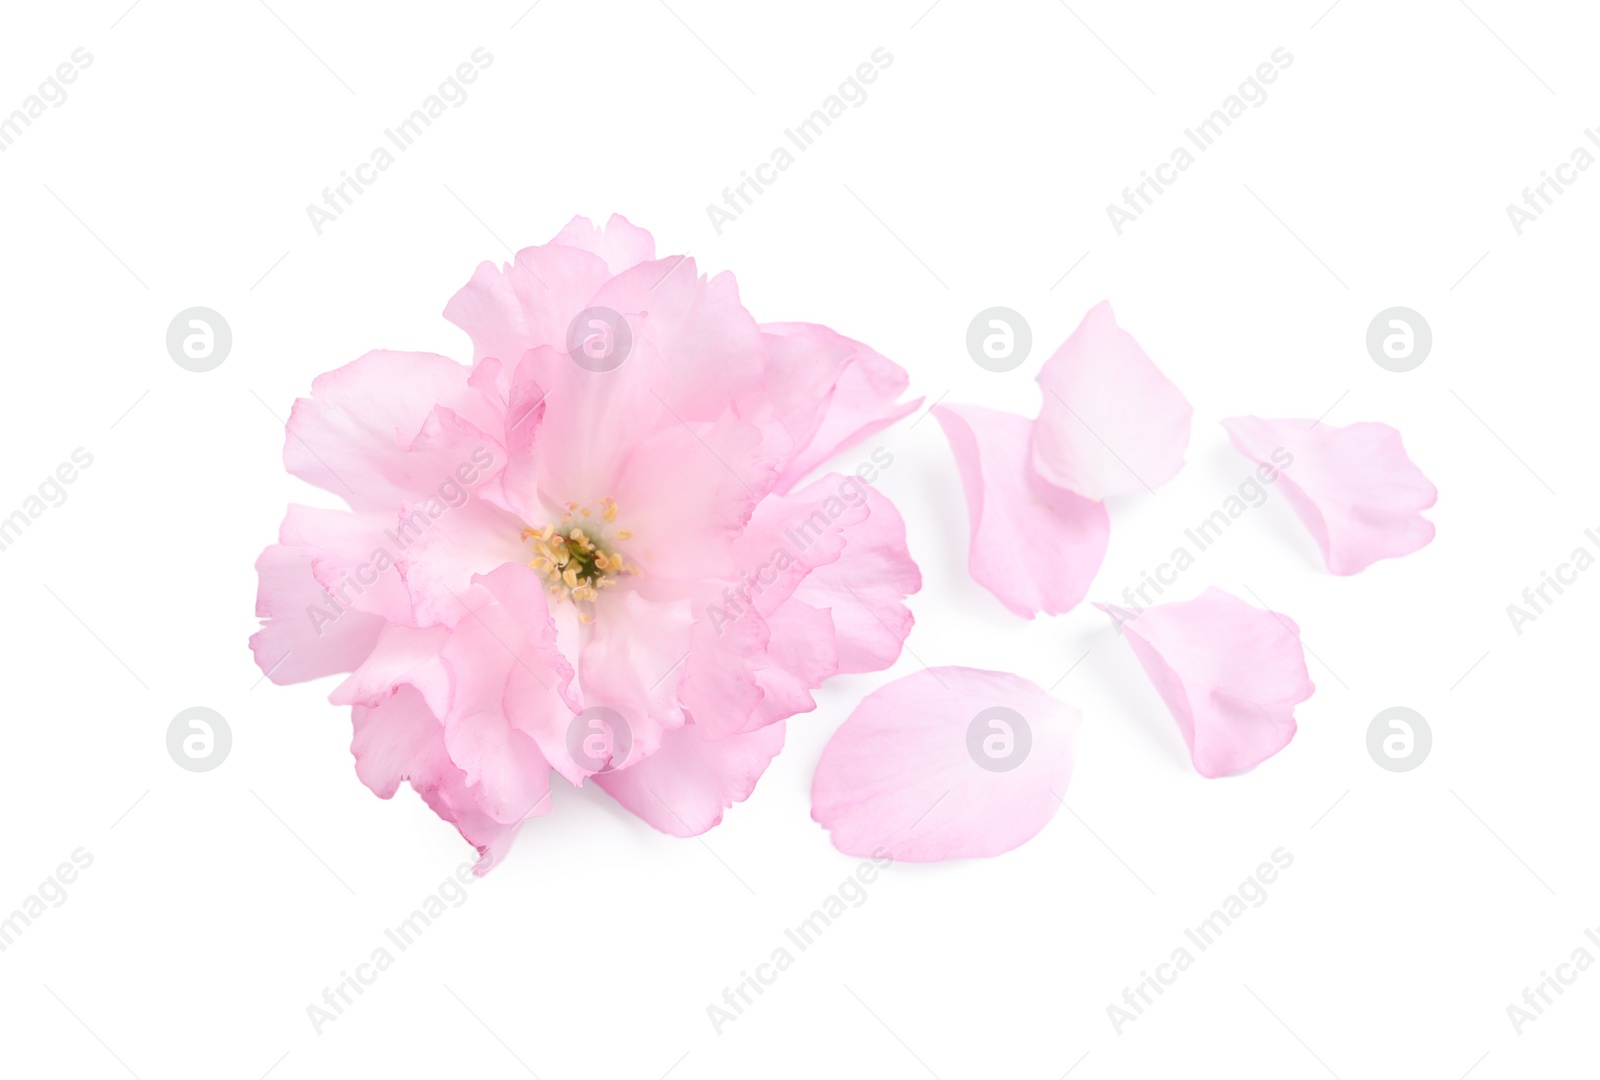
left=283, top=351, right=501, bottom=512
left=550, top=213, right=656, bottom=275
left=300, top=508, right=416, bottom=628
left=443, top=245, right=613, bottom=371
left=757, top=323, right=921, bottom=492
left=1031, top=301, right=1192, bottom=499
left=431, top=571, right=575, bottom=813
left=350, top=684, right=448, bottom=800
left=466, top=563, right=586, bottom=783
left=392, top=497, right=529, bottom=628
left=350, top=686, right=530, bottom=875
left=574, top=588, right=694, bottom=765
left=935, top=403, right=1108, bottom=618
left=519, top=342, right=663, bottom=519
left=595, top=721, right=785, bottom=837
left=725, top=472, right=869, bottom=619
left=583, top=259, right=765, bottom=421
left=1221, top=415, right=1437, bottom=575
left=1098, top=587, right=1314, bottom=778
left=811, top=667, right=1080, bottom=861
left=685, top=472, right=919, bottom=740
left=611, top=411, right=772, bottom=582
left=680, top=592, right=771, bottom=742
left=250, top=506, right=386, bottom=686
left=791, top=478, right=919, bottom=673
left=331, top=624, right=450, bottom=716
left=750, top=601, right=839, bottom=727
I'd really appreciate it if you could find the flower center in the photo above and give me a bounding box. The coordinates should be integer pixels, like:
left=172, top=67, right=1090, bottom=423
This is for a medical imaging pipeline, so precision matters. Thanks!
left=521, top=497, right=636, bottom=621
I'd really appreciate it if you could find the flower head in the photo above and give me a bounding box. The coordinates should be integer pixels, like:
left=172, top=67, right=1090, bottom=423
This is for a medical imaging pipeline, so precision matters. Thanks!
left=251, top=215, right=921, bottom=871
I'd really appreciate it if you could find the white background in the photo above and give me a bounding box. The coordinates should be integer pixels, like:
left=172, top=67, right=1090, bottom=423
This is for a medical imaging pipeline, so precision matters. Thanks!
left=1, top=1, right=1595, bottom=1077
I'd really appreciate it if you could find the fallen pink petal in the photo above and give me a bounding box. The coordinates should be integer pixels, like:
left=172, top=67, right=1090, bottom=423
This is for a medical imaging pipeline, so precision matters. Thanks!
left=934, top=403, right=1109, bottom=618
left=251, top=214, right=921, bottom=871
left=811, top=666, right=1081, bottom=861
left=1031, top=301, right=1193, bottom=500
left=1097, top=587, right=1314, bottom=778
left=1221, top=415, right=1437, bottom=575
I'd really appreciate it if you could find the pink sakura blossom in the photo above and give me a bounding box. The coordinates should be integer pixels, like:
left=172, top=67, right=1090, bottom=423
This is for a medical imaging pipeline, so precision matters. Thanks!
left=1098, top=588, right=1315, bottom=778
left=251, top=215, right=921, bottom=871
left=1222, top=415, right=1437, bottom=575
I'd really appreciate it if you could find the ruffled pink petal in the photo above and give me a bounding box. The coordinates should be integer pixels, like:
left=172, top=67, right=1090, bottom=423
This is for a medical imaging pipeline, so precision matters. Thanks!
left=250, top=501, right=416, bottom=631
left=468, top=564, right=579, bottom=707
left=750, top=600, right=839, bottom=727
left=473, top=347, right=551, bottom=522
left=574, top=587, right=694, bottom=767
left=811, top=667, right=1080, bottom=861
left=756, top=323, right=921, bottom=492
left=550, top=213, right=657, bottom=275
left=434, top=578, right=576, bottom=820
left=350, top=686, right=527, bottom=874
left=467, top=355, right=511, bottom=416
left=1221, top=415, right=1437, bottom=575
left=392, top=496, right=529, bottom=628
left=283, top=351, right=501, bottom=512
left=425, top=787, right=524, bottom=876
left=595, top=721, right=785, bottom=837
left=934, top=404, right=1108, bottom=618
left=250, top=506, right=386, bottom=685
left=679, top=472, right=917, bottom=740
left=790, top=479, right=919, bottom=673
left=330, top=624, right=450, bottom=716
left=520, top=341, right=665, bottom=518
left=611, top=412, right=772, bottom=582
left=582, top=258, right=766, bottom=422
left=422, top=780, right=524, bottom=875
left=466, top=563, right=587, bottom=783
left=1098, top=587, right=1314, bottom=778
left=679, top=591, right=770, bottom=742
left=722, top=472, right=869, bottom=619
left=1031, top=302, right=1192, bottom=499
left=351, top=684, right=451, bottom=800
left=440, top=703, right=552, bottom=825
left=443, top=245, right=614, bottom=371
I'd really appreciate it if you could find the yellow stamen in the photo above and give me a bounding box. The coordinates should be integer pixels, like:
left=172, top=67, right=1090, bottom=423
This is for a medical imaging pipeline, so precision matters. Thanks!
left=520, top=500, right=637, bottom=612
